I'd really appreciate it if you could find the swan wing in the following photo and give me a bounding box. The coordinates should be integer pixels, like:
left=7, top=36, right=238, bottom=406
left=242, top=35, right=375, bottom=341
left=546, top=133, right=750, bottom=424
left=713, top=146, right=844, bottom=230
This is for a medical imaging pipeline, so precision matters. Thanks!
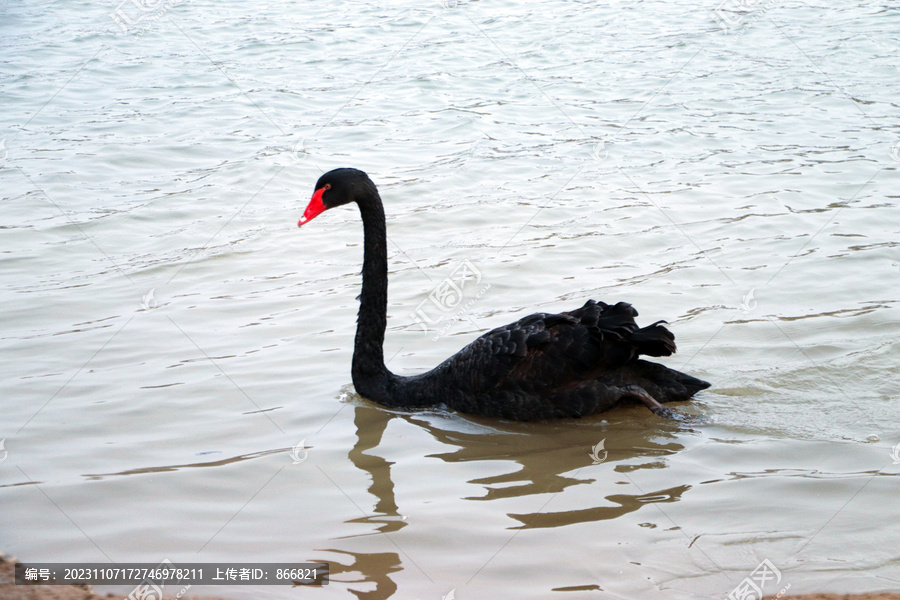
left=436, top=300, right=676, bottom=393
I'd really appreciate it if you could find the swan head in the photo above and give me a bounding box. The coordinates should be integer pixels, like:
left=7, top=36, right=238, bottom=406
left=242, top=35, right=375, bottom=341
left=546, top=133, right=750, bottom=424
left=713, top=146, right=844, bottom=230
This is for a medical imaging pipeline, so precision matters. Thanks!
left=298, top=167, right=375, bottom=227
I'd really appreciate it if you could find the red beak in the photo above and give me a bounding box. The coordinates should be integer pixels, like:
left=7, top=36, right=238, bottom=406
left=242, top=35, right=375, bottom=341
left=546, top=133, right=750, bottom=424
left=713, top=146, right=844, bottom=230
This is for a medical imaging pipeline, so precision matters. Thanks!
left=298, top=187, right=327, bottom=227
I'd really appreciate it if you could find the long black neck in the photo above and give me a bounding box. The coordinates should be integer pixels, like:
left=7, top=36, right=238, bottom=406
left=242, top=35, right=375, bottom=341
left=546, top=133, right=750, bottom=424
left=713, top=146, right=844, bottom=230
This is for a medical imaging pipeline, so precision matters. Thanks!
left=351, top=192, right=394, bottom=402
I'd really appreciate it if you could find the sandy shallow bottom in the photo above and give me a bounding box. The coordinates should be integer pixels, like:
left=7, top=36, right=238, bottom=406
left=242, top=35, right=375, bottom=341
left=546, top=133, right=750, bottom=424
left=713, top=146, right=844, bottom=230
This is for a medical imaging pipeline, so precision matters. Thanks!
left=3, top=554, right=898, bottom=600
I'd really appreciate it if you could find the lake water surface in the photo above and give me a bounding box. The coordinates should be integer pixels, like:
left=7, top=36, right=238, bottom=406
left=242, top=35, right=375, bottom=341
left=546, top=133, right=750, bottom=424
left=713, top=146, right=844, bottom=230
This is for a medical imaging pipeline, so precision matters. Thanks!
left=2, top=1, right=899, bottom=598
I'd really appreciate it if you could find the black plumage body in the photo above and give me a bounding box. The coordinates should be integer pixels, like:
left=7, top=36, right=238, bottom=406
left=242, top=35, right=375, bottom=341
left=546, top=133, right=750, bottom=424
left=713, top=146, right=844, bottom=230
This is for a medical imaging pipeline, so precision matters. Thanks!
left=298, top=168, right=710, bottom=421
left=388, top=300, right=708, bottom=420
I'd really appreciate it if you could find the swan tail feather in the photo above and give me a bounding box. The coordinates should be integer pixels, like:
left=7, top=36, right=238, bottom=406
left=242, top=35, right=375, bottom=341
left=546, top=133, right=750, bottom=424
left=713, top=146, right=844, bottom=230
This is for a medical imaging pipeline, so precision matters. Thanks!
left=629, top=320, right=676, bottom=357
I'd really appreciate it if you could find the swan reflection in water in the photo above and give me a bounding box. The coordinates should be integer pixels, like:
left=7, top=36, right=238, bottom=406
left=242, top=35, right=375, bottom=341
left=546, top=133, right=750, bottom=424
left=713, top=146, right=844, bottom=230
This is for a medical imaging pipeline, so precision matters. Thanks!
left=297, top=168, right=706, bottom=595
left=314, top=398, right=694, bottom=598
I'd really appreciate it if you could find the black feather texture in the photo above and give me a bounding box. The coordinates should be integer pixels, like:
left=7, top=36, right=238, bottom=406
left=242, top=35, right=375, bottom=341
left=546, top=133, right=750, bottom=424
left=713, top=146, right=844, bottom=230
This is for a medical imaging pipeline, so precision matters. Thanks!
left=300, top=168, right=710, bottom=421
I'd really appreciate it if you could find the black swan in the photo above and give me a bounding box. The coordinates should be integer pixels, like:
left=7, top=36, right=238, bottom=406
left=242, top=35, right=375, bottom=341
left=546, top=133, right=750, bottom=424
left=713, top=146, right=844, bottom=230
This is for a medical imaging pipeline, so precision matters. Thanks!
left=298, top=168, right=710, bottom=421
